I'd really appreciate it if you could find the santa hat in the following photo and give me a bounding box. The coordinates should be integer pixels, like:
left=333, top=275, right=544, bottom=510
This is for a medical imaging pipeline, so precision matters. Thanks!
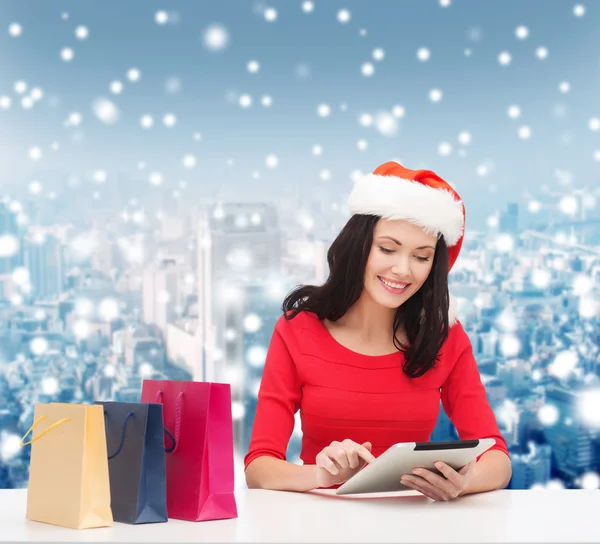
left=347, top=161, right=466, bottom=272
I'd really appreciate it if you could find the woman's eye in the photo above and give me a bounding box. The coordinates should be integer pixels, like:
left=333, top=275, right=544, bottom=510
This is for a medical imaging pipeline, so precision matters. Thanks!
left=379, top=247, right=394, bottom=254
left=415, top=256, right=430, bottom=262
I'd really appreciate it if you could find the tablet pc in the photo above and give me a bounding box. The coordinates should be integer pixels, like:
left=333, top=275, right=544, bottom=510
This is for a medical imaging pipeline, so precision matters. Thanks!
left=335, top=438, right=496, bottom=495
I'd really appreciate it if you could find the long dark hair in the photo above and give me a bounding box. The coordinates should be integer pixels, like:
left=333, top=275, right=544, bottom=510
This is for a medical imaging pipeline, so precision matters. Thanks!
left=282, top=214, right=450, bottom=378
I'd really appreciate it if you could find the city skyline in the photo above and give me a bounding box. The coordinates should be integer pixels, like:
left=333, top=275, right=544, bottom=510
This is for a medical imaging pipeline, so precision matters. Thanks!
left=1, top=0, right=599, bottom=493
left=1, top=192, right=599, bottom=491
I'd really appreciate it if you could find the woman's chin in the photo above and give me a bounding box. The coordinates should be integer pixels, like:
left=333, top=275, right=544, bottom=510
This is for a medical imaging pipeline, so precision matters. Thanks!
left=372, top=293, right=407, bottom=309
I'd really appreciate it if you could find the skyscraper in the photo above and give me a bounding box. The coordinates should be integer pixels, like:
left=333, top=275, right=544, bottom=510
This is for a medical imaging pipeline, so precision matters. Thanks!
left=0, top=202, right=23, bottom=276
left=509, top=442, right=552, bottom=489
left=500, top=202, right=520, bottom=238
left=543, top=385, right=594, bottom=482
left=24, top=234, right=64, bottom=300
left=196, top=203, right=282, bottom=380
left=196, top=203, right=283, bottom=451
left=220, top=281, right=285, bottom=454
left=142, top=257, right=181, bottom=333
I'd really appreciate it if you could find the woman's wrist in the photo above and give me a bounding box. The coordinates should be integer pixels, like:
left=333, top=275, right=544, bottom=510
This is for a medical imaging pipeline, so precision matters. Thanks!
left=246, top=457, right=323, bottom=492
left=310, top=464, right=322, bottom=490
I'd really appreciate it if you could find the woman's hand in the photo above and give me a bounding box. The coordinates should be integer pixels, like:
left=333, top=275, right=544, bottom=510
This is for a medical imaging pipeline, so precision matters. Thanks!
left=400, top=459, right=477, bottom=501
left=315, top=439, right=376, bottom=488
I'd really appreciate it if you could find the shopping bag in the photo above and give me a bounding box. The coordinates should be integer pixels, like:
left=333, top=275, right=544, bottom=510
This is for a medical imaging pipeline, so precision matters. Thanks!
left=96, top=401, right=170, bottom=524
left=140, top=380, right=238, bottom=522
left=20, top=403, right=113, bottom=529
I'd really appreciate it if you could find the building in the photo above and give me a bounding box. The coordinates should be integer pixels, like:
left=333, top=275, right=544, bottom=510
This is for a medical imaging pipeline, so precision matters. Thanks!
left=543, top=385, right=595, bottom=480
left=165, top=318, right=202, bottom=377
left=194, top=203, right=284, bottom=452
left=500, top=202, right=520, bottom=238
left=196, top=203, right=282, bottom=383
left=509, top=442, right=552, bottom=489
left=122, top=325, right=166, bottom=370
left=90, top=229, right=122, bottom=279
left=0, top=202, right=23, bottom=276
left=24, top=235, right=65, bottom=301
left=313, top=239, right=330, bottom=284
left=498, top=359, right=534, bottom=396
left=142, top=258, right=181, bottom=334
left=161, top=215, right=187, bottom=241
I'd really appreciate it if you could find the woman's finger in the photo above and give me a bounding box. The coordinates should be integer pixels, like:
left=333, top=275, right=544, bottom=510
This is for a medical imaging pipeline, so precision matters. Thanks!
left=356, top=444, right=376, bottom=464
left=411, top=468, right=459, bottom=497
left=432, top=461, right=463, bottom=488
left=316, top=453, right=338, bottom=475
left=346, top=448, right=359, bottom=469
left=401, top=476, right=444, bottom=501
left=327, top=447, right=349, bottom=470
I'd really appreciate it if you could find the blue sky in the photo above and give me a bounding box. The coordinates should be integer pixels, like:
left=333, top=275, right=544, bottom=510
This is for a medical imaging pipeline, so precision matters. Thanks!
left=1, top=0, right=599, bottom=229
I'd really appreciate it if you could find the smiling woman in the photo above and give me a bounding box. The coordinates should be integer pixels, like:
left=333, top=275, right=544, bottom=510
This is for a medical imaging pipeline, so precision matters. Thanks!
left=244, top=161, right=511, bottom=499
left=280, top=214, right=451, bottom=377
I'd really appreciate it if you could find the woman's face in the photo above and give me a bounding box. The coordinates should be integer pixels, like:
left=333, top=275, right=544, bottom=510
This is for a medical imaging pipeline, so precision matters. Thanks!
left=363, top=219, right=438, bottom=309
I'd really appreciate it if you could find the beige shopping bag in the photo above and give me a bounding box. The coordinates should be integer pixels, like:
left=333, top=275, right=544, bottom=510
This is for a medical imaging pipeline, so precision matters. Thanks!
left=20, top=403, right=113, bottom=529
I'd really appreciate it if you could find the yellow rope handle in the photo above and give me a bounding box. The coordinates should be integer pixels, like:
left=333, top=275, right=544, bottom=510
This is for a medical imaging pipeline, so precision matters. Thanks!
left=20, top=416, right=72, bottom=446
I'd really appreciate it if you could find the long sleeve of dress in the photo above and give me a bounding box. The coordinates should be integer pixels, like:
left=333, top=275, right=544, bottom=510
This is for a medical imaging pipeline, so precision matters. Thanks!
left=440, top=324, right=510, bottom=459
left=244, top=316, right=302, bottom=469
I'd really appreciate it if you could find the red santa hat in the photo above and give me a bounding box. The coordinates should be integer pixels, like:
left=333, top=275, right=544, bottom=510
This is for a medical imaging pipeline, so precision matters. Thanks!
left=347, top=161, right=466, bottom=272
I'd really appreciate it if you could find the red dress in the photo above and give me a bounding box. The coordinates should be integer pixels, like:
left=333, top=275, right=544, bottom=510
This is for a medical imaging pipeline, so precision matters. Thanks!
left=244, top=311, right=509, bottom=470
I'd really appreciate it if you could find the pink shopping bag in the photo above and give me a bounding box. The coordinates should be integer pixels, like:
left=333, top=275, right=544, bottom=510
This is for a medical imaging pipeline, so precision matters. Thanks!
left=140, top=380, right=238, bottom=522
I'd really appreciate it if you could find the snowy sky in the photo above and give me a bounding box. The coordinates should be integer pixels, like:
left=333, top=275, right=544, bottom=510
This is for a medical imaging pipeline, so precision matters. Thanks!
left=1, top=0, right=599, bottom=229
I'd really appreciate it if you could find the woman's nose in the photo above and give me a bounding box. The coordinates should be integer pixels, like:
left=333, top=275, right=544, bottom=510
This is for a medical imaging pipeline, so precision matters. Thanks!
left=390, top=256, right=411, bottom=277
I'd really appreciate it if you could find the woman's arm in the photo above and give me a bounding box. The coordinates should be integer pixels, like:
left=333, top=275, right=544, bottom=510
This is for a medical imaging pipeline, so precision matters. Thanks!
left=245, top=457, right=319, bottom=492
left=243, top=316, right=305, bottom=489
left=440, top=324, right=513, bottom=494
left=461, top=450, right=512, bottom=495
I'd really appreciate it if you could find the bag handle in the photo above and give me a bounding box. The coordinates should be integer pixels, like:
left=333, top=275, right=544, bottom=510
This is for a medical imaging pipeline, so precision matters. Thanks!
left=104, top=410, right=176, bottom=458
left=19, top=416, right=72, bottom=446
left=105, top=411, right=135, bottom=460
left=164, top=427, right=176, bottom=453
left=156, top=389, right=184, bottom=453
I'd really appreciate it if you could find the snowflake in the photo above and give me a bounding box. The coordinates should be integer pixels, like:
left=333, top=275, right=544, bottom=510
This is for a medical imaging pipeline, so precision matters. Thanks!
left=61, top=48, right=74, bottom=62
left=337, top=9, right=351, bottom=23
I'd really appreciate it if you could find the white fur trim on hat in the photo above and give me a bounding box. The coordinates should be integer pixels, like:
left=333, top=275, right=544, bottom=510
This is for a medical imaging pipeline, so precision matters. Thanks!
left=348, top=173, right=465, bottom=246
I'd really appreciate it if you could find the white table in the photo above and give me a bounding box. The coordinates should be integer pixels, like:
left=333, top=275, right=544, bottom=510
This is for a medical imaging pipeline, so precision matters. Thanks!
left=1, top=487, right=599, bottom=543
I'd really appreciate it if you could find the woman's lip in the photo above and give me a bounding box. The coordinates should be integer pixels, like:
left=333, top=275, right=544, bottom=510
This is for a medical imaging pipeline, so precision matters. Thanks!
left=379, top=277, right=409, bottom=287
left=378, top=277, right=411, bottom=293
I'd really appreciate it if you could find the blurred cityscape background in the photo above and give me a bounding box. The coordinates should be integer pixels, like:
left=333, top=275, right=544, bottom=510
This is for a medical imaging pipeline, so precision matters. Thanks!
left=1, top=0, right=599, bottom=491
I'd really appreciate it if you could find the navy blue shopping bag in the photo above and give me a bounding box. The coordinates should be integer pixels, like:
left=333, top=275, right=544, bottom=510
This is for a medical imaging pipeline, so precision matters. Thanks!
left=96, top=401, right=173, bottom=524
